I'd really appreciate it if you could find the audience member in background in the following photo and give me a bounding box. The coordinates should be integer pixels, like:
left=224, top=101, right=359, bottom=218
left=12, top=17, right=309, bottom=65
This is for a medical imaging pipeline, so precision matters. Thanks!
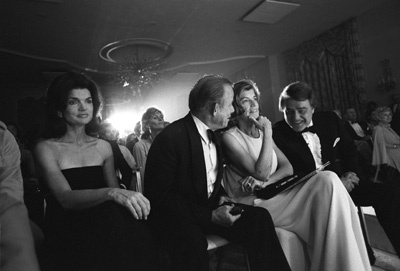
left=125, top=121, right=141, bottom=155
left=344, top=108, right=372, bottom=142
left=389, top=93, right=400, bottom=135
left=145, top=75, right=291, bottom=271
left=6, top=121, right=44, bottom=228
left=272, top=82, right=400, bottom=259
left=343, top=108, right=373, bottom=169
left=221, top=80, right=370, bottom=271
left=34, top=71, right=160, bottom=271
left=365, top=101, right=378, bottom=128
left=99, top=122, right=138, bottom=190
left=0, top=120, right=40, bottom=271
left=134, top=121, right=142, bottom=136
left=125, top=132, right=139, bottom=155
left=332, top=109, right=342, bottom=119
left=372, top=106, right=400, bottom=174
left=133, top=107, right=165, bottom=193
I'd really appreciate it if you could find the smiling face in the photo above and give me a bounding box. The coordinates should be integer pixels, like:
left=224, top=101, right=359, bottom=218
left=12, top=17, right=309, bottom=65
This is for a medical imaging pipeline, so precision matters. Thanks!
left=282, top=99, right=314, bottom=132
left=238, top=88, right=260, bottom=121
left=61, top=88, right=93, bottom=126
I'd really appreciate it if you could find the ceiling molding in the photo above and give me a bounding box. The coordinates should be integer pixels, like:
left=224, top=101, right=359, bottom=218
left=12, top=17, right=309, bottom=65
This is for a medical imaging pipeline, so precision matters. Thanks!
left=99, top=38, right=172, bottom=64
left=160, top=55, right=266, bottom=72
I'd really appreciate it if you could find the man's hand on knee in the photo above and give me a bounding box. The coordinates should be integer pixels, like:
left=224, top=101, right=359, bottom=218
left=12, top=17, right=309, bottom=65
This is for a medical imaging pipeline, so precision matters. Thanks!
left=211, top=205, right=241, bottom=227
left=340, top=172, right=359, bottom=192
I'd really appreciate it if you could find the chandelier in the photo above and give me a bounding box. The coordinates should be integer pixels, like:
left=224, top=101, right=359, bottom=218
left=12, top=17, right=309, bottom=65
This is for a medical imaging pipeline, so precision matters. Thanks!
left=114, top=56, right=163, bottom=98
left=99, top=38, right=172, bottom=98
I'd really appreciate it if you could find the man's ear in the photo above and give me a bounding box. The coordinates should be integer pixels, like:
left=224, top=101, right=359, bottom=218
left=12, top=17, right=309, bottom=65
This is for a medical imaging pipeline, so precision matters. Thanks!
left=212, top=103, right=218, bottom=116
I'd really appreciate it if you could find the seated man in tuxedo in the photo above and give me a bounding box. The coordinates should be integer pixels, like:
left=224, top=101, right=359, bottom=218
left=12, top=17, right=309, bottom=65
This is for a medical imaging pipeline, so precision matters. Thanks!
left=343, top=107, right=373, bottom=173
left=344, top=108, right=372, bottom=141
left=145, top=75, right=291, bottom=271
left=272, top=82, right=400, bottom=260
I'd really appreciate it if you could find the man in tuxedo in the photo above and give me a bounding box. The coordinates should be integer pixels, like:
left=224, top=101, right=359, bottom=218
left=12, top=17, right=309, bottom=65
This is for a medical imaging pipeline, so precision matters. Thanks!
left=145, top=75, right=291, bottom=271
left=344, top=108, right=372, bottom=141
left=343, top=108, right=373, bottom=170
left=272, top=81, right=400, bottom=259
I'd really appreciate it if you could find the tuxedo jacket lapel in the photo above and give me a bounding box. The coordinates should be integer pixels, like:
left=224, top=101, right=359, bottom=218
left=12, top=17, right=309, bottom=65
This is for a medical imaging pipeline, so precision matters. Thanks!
left=279, top=123, right=316, bottom=172
left=183, top=114, right=225, bottom=203
left=292, top=131, right=316, bottom=171
left=313, top=113, right=338, bottom=166
left=184, top=115, right=209, bottom=201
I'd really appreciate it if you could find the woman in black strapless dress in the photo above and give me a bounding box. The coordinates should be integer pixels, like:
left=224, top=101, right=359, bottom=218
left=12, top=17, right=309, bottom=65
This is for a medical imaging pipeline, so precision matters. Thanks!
left=34, top=72, right=162, bottom=271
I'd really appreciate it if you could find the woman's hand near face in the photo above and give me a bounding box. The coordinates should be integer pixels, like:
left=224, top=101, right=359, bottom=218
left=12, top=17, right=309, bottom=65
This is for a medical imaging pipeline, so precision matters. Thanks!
left=108, top=189, right=151, bottom=220
left=250, top=116, right=272, bottom=137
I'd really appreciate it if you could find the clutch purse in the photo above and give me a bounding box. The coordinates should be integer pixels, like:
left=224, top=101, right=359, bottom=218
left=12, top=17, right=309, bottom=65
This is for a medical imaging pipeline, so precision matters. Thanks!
left=255, top=161, right=331, bottom=199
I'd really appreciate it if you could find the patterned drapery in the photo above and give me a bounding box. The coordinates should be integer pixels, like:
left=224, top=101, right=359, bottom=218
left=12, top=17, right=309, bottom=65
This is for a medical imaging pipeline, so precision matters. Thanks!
left=284, top=18, right=366, bottom=117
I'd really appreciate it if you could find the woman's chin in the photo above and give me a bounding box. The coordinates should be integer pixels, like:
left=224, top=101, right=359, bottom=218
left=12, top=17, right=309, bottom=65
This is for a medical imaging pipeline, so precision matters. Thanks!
left=248, top=113, right=259, bottom=119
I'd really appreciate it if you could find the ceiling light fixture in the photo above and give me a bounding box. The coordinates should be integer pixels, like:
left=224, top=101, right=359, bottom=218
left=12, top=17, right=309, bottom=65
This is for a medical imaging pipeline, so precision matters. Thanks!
left=243, top=0, right=300, bottom=24
left=99, top=38, right=172, bottom=99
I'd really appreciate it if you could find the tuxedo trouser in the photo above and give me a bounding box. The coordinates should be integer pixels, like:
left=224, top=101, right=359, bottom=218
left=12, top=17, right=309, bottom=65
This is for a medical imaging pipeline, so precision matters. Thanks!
left=149, top=205, right=291, bottom=271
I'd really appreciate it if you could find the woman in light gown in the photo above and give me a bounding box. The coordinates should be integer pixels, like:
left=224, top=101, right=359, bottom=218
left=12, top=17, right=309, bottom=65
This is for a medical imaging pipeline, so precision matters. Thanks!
left=34, top=71, right=161, bottom=271
left=221, top=79, right=371, bottom=271
left=372, top=106, right=400, bottom=174
left=132, top=107, right=165, bottom=192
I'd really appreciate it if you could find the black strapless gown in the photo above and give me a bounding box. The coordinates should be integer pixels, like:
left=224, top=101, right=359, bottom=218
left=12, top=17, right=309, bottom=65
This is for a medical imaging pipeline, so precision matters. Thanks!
left=41, top=166, right=160, bottom=271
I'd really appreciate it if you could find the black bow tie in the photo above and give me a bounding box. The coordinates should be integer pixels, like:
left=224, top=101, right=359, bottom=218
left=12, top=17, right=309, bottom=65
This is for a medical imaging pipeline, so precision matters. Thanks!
left=207, top=129, right=217, bottom=144
left=300, top=126, right=316, bottom=134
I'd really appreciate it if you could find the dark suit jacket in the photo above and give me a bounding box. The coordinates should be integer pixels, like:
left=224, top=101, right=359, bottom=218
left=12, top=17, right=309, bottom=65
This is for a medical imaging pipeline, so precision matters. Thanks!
left=390, top=102, right=400, bottom=135
left=343, top=120, right=371, bottom=141
left=144, top=113, right=225, bottom=228
left=273, top=111, right=362, bottom=179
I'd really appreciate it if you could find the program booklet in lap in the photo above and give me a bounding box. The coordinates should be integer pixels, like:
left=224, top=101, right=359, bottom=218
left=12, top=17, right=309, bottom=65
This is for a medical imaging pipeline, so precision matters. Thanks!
left=255, top=161, right=331, bottom=199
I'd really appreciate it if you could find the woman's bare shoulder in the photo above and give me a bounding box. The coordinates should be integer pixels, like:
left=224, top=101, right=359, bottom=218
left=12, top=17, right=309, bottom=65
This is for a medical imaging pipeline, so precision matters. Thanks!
left=34, top=138, right=58, bottom=151
left=33, top=139, right=61, bottom=164
left=221, top=127, right=239, bottom=145
left=96, top=138, right=113, bottom=153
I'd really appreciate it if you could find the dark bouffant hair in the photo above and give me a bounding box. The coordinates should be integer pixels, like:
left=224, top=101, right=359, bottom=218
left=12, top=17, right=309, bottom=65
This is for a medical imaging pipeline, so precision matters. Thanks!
left=43, top=71, right=102, bottom=138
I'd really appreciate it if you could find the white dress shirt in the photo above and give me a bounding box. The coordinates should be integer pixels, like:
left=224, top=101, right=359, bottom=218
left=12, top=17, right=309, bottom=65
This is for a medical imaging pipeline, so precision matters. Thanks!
left=349, top=121, right=366, bottom=138
left=192, top=115, right=218, bottom=198
left=301, top=120, right=323, bottom=169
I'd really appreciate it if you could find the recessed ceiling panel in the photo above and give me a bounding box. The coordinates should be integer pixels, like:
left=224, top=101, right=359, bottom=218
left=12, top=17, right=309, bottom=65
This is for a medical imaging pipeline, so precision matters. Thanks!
left=34, top=0, right=63, bottom=3
left=243, top=0, right=300, bottom=24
